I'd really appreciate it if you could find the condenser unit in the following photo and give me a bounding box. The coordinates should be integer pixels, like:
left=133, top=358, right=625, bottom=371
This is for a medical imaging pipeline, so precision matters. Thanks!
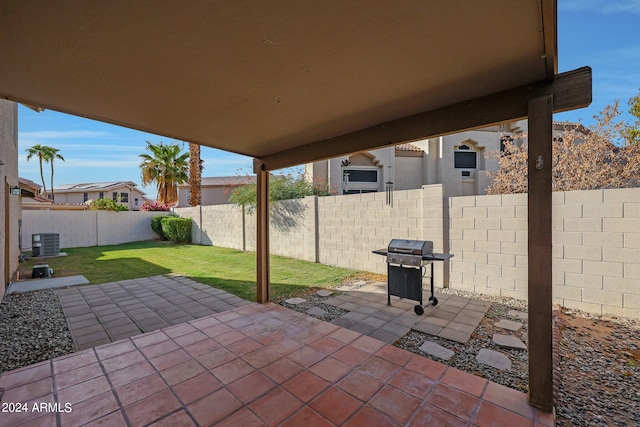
left=32, top=233, right=60, bottom=257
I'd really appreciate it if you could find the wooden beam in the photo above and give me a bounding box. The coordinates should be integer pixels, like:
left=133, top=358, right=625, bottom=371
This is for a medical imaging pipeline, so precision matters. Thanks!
left=258, top=67, right=591, bottom=171
left=254, top=160, right=270, bottom=304
left=541, top=0, right=558, bottom=79
left=527, top=95, right=554, bottom=412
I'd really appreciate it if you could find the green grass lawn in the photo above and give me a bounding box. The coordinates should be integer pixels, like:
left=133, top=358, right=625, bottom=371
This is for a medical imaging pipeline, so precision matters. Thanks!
left=17, top=241, right=378, bottom=301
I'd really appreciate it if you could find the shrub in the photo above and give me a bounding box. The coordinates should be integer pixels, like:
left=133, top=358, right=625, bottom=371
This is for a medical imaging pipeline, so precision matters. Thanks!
left=160, top=217, right=192, bottom=243
left=141, top=200, right=170, bottom=211
left=151, top=215, right=166, bottom=239
left=89, top=198, right=129, bottom=211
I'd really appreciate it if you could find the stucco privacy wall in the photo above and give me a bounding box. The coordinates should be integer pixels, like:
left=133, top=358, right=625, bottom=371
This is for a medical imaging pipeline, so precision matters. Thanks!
left=21, top=211, right=166, bottom=249
left=449, top=188, right=640, bottom=318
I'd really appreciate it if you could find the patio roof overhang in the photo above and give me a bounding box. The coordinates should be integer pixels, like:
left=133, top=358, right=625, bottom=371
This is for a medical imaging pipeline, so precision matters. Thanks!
left=0, top=0, right=591, bottom=413
left=2, top=0, right=565, bottom=166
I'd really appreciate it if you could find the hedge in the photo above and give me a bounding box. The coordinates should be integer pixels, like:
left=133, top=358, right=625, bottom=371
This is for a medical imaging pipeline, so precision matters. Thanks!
left=159, top=217, right=192, bottom=243
left=151, top=215, right=166, bottom=240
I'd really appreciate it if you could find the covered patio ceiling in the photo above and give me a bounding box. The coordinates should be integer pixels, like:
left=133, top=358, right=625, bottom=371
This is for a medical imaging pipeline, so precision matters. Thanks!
left=0, top=0, right=564, bottom=169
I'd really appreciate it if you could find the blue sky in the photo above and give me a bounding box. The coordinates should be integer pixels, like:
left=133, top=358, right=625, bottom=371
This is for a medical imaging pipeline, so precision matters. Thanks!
left=18, top=1, right=640, bottom=198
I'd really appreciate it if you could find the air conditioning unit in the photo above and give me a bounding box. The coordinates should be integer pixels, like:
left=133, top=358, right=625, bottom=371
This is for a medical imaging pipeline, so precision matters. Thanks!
left=32, top=233, right=60, bottom=257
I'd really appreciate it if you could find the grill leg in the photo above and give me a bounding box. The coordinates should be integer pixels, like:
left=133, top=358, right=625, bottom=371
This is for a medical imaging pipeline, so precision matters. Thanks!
left=387, top=264, right=391, bottom=306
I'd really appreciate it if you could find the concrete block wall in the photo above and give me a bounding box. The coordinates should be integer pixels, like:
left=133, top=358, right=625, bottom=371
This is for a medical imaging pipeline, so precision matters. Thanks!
left=316, top=185, right=444, bottom=280
left=448, top=193, right=528, bottom=300
left=21, top=211, right=164, bottom=249
left=175, top=197, right=317, bottom=261
left=448, top=187, right=640, bottom=318
left=175, top=184, right=445, bottom=279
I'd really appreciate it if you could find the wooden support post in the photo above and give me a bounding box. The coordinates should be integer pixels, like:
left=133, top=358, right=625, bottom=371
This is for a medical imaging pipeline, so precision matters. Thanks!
left=527, top=95, right=554, bottom=412
left=255, top=160, right=270, bottom=303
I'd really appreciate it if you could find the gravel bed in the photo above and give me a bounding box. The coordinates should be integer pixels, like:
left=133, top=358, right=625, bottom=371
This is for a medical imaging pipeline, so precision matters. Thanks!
left=0, top=289, right=74, bottom=373
left=275, top=293, right=349, bottom=322
left=396, top=297, right=530, bottom=393
left=556, top=308, right=640, bottom=427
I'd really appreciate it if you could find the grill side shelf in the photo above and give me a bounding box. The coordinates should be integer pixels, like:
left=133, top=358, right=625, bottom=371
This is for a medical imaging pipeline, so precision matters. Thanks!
left=372, top=249, right=453, bottom=261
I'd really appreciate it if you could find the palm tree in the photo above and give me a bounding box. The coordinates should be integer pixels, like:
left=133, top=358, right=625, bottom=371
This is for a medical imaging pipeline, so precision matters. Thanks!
left=139, top=141, right=189, bottom=205
left=42, top=146, right=65, bottom=203
left=25, top=144, right=50, bottom=198
left=188, top=142, right=202, bottom=206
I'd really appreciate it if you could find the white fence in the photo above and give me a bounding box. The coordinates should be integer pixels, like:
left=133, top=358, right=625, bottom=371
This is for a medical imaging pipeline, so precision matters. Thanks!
left=21, top=210, right=168, bottom=250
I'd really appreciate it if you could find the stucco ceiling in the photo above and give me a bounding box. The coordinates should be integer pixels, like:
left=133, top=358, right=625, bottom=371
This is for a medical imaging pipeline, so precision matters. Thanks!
left=0, top=1, right=556, bottom=167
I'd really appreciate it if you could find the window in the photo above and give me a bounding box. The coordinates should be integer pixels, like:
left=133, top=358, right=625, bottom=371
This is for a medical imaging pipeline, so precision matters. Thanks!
left=135, top=198, right=139, bottom=206
left=112, top=192, right=129, bottom=203
left=343, top=169, right=378, bottom=183
left=454, top=145, right=477, bottom=169
left=342, top=167, right=379, bottom=194
left=99, top=191, right=104, bottom=199
left=83, top=192, right=88, bottom=202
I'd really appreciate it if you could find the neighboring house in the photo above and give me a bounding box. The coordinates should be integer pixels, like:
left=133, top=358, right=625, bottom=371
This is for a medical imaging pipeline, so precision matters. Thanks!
left=176, top=176, right=256, bottom=207
left=0, top=99, right=19, bottom=293
left=305, top=120, right=579, bottom=198
left=52, top=181, right=149, bottom=211
left=19, top=177, right=54, bottom=210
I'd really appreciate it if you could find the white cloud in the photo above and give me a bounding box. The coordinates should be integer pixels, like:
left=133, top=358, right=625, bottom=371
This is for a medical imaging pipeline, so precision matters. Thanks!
left=560, top=0, right=640, bottom=14
left=18, top=141, right=143, bottom=152
left=19, top=130, right=112, bottom=139
left=61, top=159, right=142, bottom=168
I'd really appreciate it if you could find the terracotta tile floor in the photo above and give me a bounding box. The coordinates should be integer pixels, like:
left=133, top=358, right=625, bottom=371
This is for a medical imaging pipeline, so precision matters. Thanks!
left=0, top=303, right=553, bottom=426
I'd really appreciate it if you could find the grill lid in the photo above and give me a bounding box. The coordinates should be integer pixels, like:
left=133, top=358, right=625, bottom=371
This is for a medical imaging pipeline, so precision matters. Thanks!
left=388, top=239, right=433, bottom=256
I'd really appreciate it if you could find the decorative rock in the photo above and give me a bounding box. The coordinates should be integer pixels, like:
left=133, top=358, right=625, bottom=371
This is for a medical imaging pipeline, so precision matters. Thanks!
left=507, top=310, right=528, bottom=320
left=306, top=307, right=328, bottom=317
left=476, top=349, right=512, bottom=370
left=495, top=319, right=523, bottom=331
left=284, top=297, right=307, bottom=305
left=418, top=341, right=454, bottom=361
left=316, top=290, right=333, bottom=297
left=492, top=334, right=527, bottom=350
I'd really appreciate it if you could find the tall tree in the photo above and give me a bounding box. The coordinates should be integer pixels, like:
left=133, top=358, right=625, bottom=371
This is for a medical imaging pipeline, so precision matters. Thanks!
left=486, top=98, right=640, bottom=194
left=625, top=89, right=640, bottom=144
left=188, top=142, right=202, bottom=206
left=25, top=144, right=50, bottom=198
left=139, top=141, right=189, bottom=205
left=42, top=146, right=65, bottom=203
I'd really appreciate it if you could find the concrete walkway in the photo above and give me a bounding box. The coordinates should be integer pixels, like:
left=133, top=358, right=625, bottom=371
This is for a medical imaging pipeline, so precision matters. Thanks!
left=6, top=275, right=89, bottom=295
left=56, top=275, right=251, bottom=350
left=325, top=282, right=490, bottom=344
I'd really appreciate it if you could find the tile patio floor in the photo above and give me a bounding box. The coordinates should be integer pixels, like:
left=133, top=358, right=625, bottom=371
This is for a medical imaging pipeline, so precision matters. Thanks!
left=326, top=282, right=491, bottom=344
left=56, top=275, right=251, bottom=350
left=0, top=302, right=553, bottom=426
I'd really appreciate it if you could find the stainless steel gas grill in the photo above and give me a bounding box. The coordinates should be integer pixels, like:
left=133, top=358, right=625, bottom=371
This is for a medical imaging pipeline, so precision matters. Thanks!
left=373, top=239, right=453, bottom=315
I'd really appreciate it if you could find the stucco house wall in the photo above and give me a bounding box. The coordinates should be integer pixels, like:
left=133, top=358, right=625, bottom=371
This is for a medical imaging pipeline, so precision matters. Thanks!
left=0, top=99, right=19, bottom=292
left=53, top=182, right=148, bottom=211
left=176, top=176, right=256, bottom=207
left=305, top=120, right=576, bottom=199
